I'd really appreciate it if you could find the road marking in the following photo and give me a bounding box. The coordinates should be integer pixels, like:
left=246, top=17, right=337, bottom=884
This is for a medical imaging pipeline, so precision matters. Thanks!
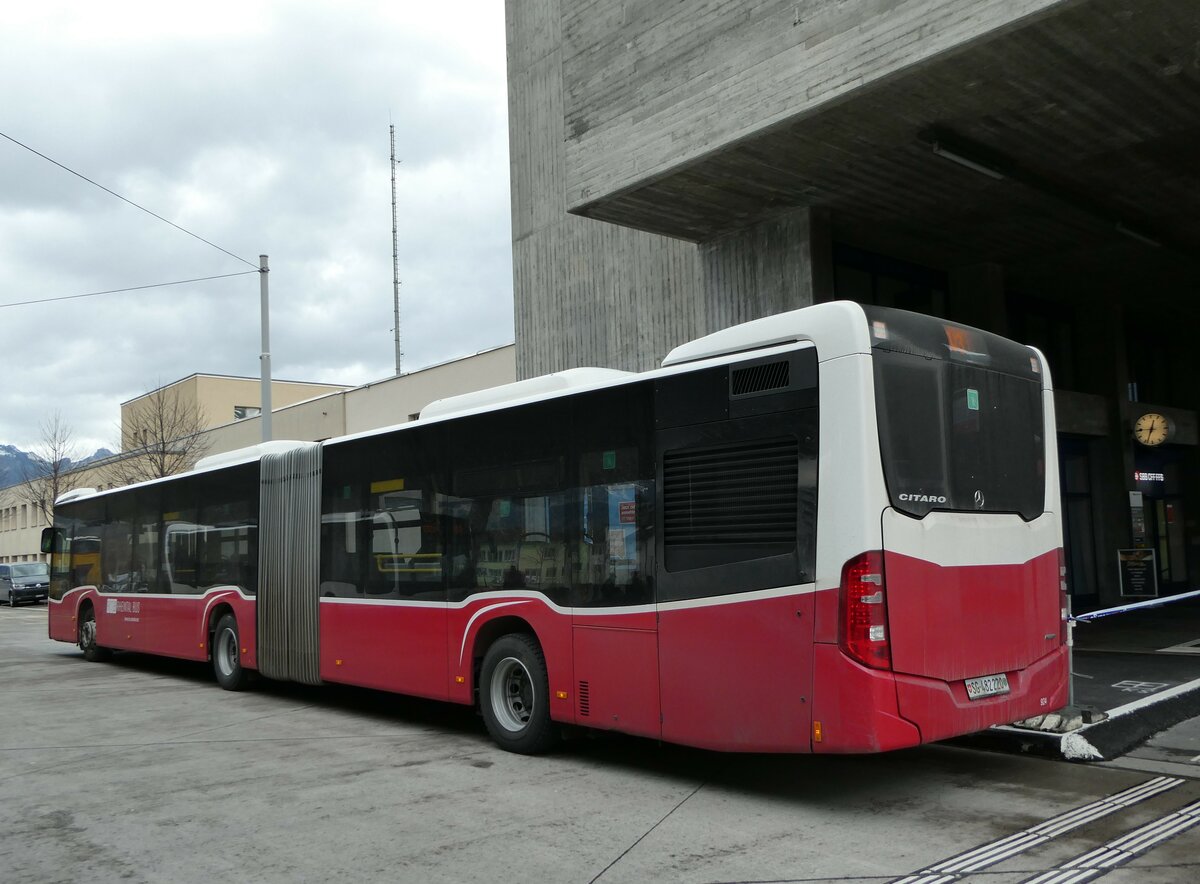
left=1104, top=676, right=1200, bottom=719
left=1111, top=680, right=1172, bottom=695
left=1018, top=797, right=1200, bottom=883
left=1159, top=638, right=1200, bottom=655
left=890, top=776, right=1183, bottom=883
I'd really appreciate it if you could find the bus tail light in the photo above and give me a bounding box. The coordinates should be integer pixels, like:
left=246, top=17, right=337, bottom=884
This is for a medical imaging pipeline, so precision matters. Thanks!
left=1058, top=548, right=1069, bottom=646
left=839, top=551, right=891, bottom=670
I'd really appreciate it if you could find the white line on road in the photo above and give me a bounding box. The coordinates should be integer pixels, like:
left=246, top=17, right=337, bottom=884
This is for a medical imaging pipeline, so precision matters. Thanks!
left=1017, top=797, right=1200, bottom=883
left=890, top=776, right=1183, bottom=883
left=1159, top=639, right=1200, bottom=655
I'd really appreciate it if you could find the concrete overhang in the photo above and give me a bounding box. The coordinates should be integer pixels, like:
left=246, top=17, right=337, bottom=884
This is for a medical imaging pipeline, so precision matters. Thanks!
left=565, top=0, right=1200, bottom=291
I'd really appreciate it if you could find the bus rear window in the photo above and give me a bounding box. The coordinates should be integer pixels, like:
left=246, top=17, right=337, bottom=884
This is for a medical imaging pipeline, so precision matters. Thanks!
left=866, top=308, right=1045, bottom=520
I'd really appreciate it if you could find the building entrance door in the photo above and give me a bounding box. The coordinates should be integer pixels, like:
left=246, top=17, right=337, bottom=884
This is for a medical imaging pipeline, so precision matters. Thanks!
left=1134, top=448, right=1189, bottom=594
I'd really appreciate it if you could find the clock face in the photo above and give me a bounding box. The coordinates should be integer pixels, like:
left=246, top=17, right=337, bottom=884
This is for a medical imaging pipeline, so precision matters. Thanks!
left=1133, top=412, right=1171, bottom=446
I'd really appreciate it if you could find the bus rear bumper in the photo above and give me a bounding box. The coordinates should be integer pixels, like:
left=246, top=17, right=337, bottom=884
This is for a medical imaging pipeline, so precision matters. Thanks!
left=811, top=643, right=1070, bottom=752
left=893, top=645, right=1070, bottom=744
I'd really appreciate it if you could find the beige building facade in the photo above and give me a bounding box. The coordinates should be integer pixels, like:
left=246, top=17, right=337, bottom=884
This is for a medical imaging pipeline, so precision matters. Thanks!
left=0, top=345, right=515, bottom=564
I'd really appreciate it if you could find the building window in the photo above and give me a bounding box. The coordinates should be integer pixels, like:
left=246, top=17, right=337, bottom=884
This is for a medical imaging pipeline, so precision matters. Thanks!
left=833, top=244, right=948, bottom=317
left=234, top=406, right=262, bottom=421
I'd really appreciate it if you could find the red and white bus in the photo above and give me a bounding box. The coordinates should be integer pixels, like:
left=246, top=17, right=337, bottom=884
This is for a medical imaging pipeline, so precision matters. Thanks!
left=45, top=302, right=1068, bottom=754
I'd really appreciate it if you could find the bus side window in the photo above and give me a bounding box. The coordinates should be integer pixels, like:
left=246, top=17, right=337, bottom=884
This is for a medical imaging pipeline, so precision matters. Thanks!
left=164, top=525, right=197, bottom=594
left=362, top=486, right=440, bottom=600
left=576, top=446, right=651, bottom=607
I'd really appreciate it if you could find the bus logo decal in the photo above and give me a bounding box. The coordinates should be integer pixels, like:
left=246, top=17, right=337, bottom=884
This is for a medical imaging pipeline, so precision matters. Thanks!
left=898, top=493, right=947, bottom=504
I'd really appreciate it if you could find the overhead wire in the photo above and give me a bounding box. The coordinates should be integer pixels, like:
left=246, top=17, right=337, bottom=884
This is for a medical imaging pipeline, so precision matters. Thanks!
left=0, top=271, right=260, bottom=309
left=0, top=129, right=260, bottom=270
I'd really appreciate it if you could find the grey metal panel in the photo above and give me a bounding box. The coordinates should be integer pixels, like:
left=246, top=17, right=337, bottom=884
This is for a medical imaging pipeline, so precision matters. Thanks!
left=257, top=443, right=322, bottom=685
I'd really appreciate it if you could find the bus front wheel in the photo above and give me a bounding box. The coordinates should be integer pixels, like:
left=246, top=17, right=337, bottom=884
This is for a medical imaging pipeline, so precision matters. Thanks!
left=479, top=634, right=558, bottom=755
left=212, top=613, right=249, bottom=691
left=79, top=607, right=111, bottom=662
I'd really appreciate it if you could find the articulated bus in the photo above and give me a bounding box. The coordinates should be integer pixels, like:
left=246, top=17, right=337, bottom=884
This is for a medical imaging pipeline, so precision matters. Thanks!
left=45, top=302, right=1068, bottom=754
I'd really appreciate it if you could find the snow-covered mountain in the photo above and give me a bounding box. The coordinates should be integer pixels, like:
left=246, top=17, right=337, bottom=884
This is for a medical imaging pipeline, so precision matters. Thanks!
left=0, top=444, right=114, bottom=490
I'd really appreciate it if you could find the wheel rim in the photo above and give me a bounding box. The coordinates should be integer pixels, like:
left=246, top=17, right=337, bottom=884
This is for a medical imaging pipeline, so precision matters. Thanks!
left=216, top=626, right=238, bottom=678
left=80, top=616, right=96, bottom=649
left=489, top=656, right=534, bottom=733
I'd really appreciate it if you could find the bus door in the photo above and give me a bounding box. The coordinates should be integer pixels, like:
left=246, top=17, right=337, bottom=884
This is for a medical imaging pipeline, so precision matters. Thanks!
left=570, top=447, right=659, bottom=740
left=653, top=350, right=819, bottom=752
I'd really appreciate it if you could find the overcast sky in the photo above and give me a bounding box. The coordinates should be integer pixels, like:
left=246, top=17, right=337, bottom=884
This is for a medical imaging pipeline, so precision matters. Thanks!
left=0, top=0, right=512, bottom=454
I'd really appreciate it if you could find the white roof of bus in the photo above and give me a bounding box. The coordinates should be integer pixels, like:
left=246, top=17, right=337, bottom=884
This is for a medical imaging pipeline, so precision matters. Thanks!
left=319, top=302, right=872, bottom=447
left=662, top=300, right=870, bottom=366
left=58, top=302, right=873, bottom=502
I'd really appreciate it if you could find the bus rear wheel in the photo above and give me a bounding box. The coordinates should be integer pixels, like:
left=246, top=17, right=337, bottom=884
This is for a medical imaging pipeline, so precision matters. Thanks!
left=212, top=613, right=249, bottom=691
left=479, top=634, right=558, bottom=755
left=79, top=607, right=111, bottom=662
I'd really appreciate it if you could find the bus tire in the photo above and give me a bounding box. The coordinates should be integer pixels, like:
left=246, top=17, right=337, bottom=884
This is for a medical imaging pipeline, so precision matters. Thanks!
left=79, top=606, right=111, bottom=662
left=479, top=633, right=558, bottom=755
left=212, top=613, right=249, bottom=691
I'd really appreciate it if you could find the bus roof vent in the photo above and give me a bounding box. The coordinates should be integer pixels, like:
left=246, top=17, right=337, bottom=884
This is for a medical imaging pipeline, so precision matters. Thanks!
left=420, top=368, right=634, bottom=421
left=193, top=440, right=313, bottom=473
left=55, top=488, right=97, bottom=505
left=731, top=359, right=790, bottom=397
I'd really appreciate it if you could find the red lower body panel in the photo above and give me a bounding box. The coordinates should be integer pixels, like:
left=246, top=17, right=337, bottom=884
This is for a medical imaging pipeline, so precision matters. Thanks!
left=811, top=642, right=920, bottom=753
left=47, top=587, right=257, bottom=667
left=812, top=640, right=1069, bottom=752
left=893, top=645, right=1069, bottom=743
left=319, top=601, right=448, bottom=700
left=571, top=623, right=660, bottom=739
left=659, top=592, right=815, bottom=752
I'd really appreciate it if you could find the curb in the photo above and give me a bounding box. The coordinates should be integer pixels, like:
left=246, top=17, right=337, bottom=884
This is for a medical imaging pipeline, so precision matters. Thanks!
left=950, top=677, right=1200, bottom=762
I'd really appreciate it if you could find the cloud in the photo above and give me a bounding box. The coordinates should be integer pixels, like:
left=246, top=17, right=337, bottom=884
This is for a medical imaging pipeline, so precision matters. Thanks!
left=0, top=0, right=512, bottom=453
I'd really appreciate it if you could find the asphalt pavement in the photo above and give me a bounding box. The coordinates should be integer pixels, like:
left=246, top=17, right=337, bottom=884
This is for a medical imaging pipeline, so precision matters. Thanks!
left=5, top=601, right=1200, bottom=883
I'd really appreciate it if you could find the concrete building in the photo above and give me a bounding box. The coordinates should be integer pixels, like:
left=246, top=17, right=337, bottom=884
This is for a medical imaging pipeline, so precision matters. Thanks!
left=505, top=0, right=1200, bottom=608
left=0, top=346, right=515, bottom=564
left=120, top=374, right=352, bottom=446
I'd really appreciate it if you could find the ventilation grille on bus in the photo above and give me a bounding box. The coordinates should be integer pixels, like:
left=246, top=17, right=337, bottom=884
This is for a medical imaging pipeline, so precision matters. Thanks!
left=730, top=360, right=790, bottom=397
left=578, top=681, right=590, bottom=718
left=663, top=438, right=799, bottom=548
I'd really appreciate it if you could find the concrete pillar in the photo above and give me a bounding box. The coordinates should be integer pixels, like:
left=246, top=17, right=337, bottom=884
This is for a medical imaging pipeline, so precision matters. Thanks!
left=507, top=0, right=703, bottom=378
left=698, top=207, right=829, bottom=333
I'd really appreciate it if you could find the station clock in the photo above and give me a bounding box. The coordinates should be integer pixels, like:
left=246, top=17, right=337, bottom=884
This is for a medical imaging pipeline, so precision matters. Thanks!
left=1133, top=412, right=1174, bottom=447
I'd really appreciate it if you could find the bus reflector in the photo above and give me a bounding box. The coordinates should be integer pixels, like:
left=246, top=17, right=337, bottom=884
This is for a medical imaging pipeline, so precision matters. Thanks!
left=813, top=721, right=823, bottom=742
left=839, top=551, right=892, bottom=669
left=1058, top=548, right=1069, bottom=646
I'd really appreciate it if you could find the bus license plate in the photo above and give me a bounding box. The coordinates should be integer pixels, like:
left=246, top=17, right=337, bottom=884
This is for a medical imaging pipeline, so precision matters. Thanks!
left=965, top=673, right=1010, bottom=700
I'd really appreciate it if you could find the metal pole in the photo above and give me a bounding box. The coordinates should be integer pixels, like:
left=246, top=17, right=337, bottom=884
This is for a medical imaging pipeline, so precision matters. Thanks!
left=390, top=125, right=403, bottom=375
left=1067, top=594, right=1075, bottom=709
left=259, top=254, right=272, bottom=443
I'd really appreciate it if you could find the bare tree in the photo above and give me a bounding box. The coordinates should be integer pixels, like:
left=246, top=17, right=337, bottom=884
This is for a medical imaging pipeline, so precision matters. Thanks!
left=19, top=411, right=86, bottom=524
left=105, top=384, right=211, bottom=487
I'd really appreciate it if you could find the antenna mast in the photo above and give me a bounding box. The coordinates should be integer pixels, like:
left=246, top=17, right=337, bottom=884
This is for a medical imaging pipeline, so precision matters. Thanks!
left=390, top=124, right=403, bottom=375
